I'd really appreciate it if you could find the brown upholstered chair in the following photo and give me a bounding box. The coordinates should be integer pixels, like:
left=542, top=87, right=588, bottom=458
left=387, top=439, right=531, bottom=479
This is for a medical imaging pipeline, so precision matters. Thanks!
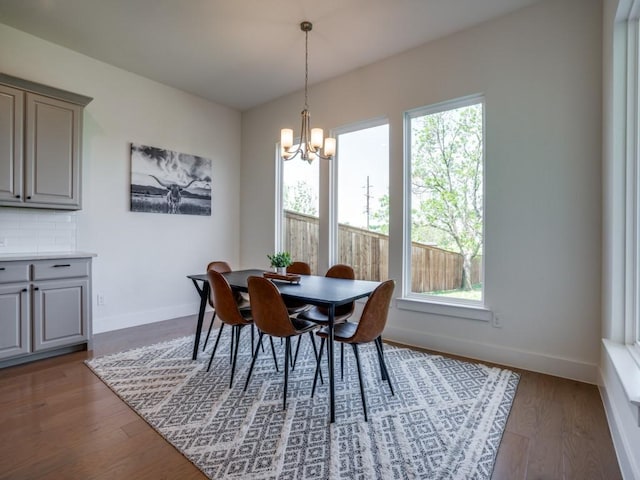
left=283, top=261, right=312, bottom=315
left=297, top=264, right=356, bottom=376
left=205, top=269, right=254, bottom=388
left=297, top=264, right=355, bottom=325
left=243, top=276, right=321, bottom=410
left=311, top=279, right=395, bottom=422
left=202, top=261, right=250, bottom=351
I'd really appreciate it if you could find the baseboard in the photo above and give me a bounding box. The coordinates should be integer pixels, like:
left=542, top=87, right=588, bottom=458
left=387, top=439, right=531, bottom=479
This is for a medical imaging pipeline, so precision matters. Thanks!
left=384, top=325, right=599, bottom=384
left=93, top=302, right=208, bottom=334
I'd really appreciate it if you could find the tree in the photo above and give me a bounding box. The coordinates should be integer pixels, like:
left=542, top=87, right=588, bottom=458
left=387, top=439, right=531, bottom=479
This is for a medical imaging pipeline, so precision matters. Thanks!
left=411, top=103, right=483, bottom=290
left=371, top=193, right=390, bottom=234
left=284, top=180, right=318, bottom=216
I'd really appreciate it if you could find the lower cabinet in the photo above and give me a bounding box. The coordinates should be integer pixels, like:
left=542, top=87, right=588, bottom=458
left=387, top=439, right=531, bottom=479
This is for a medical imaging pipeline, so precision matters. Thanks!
left=0, top=284, right=29, bottom=360
left=33, top=278, right=89, bottom=352
left=0, top=256, right=92, bottom=366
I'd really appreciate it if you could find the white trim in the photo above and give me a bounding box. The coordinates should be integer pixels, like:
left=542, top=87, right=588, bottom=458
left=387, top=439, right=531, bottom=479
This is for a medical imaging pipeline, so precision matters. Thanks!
left=600, top=341, right=640, bottom=480
left=385, top=324, right=598, bottom=383
left=402, top=93, right=486, bottom=306
left=603, top=339, right=640, bottom=414
left=395, top=297, right=492, bottom=322
left=274, top=143, right=284, bottom=251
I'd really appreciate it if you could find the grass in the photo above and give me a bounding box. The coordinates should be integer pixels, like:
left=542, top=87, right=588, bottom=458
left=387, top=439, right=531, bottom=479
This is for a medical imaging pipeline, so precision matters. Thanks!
left=427, top=284, right=482, bottom=301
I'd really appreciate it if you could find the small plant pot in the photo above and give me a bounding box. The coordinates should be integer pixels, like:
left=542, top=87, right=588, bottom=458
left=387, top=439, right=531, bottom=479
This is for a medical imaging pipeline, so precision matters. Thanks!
left=276, top=267, right=287, bottom=275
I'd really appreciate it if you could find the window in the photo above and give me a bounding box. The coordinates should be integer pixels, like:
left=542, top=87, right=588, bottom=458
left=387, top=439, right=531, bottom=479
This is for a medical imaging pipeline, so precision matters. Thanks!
left=333, top=120, right=389, bottom=281
left=277, top=143, right=320, bottom=273
left=404, top=95, right=485, bottom=304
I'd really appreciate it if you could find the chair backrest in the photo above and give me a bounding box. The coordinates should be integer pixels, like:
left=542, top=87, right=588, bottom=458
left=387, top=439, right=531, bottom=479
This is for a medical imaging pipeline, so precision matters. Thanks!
left=287, top=261, right=311, bottom=275
left=323, top=264, right=355, bottom=317
left=207, top=269, right=251, bottom=326
left=326, top=264, right=355, bottom=280
left=207, top=260, right=245, bottom=306
left=207, top=261, right=232, bottom=274
left=247, top=276, right=297, bottom=337
left=350, top=279, right=395, bottom=343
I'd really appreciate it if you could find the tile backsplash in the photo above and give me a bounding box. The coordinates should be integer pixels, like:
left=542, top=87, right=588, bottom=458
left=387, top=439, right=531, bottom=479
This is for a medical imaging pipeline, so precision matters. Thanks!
left=0, top=208, right=77, bottom=253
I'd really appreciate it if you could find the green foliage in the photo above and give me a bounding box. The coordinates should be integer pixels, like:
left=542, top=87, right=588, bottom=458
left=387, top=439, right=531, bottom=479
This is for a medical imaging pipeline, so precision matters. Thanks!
left=370, top=194, right=390, bottom=234
left=284, top=180, right=318, bottom=216
left=267, top=251, right=292, bottom=268
left=411, top=103, right=483, bottom=290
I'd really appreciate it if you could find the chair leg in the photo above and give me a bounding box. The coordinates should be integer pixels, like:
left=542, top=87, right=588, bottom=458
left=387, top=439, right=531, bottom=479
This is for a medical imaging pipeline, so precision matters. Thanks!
left=206, top=322, right=225, bottom=372
left=292, top=335, right=302, bottom=370
left=229, top=325, right=243, bottom=388
left=341, top=343, right=344, bottom=380
left=374, top=336, right=387, bottom=381
left=308, top=332, right=323, bottom=385
left=202, top=311, right=217, bottom=351
left=311, top=337, right=325, bottom=398
left=351, top=343, right=368, bottom=422
left=283, top=337, right=290, bottom=410
left=269, top=336, right=279, bottom=372
left=374, top=337, right=394, bottom=396
left=244, top=332, right=263, bottom=391
left=229, top=327, right=234, bottom=364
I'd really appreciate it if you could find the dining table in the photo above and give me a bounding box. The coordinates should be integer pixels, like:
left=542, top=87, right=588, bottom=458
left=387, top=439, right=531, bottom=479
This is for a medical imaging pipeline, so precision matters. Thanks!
left=187, top=268, right=381, bottom=423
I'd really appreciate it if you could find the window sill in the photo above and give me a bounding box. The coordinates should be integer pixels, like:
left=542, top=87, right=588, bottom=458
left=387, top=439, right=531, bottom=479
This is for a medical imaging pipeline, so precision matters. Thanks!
left=395, top=297, right=493, bottom=322
left=603, top=339, right=640, bottom=421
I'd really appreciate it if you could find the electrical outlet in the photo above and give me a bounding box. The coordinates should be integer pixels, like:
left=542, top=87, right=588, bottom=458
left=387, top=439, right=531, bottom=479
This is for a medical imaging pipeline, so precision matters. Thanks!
left=492, top=314, right=502, bottom=328
left=97, top=294, right=105, bottom=306
left=0, top=237, right=6, bottom=247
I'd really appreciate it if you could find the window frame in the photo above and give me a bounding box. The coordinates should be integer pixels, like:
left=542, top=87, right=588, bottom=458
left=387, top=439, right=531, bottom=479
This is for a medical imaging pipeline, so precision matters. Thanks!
left=401, top=93, right=488, bottom=314
left=329, top=117, right=390, bottom=269
left=275, top=140, right=321, bottom=261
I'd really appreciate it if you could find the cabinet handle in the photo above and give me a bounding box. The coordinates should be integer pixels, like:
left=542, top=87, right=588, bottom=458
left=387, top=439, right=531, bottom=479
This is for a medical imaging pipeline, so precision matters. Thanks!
left=0, top=267, right=4, bottom=271
left=26, top=196, right=32, bottom=200
left=15, top=195, right=20, bottom=199
left=22, top=288, right=27, bottom=292
left=33, top=287, right=39, bottom=291
left=53, top=264, right=71, bottom=268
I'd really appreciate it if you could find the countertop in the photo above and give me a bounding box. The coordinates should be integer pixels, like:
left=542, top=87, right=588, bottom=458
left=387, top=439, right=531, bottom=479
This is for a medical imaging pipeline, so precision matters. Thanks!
left=0, top=251, right=97, bottom=262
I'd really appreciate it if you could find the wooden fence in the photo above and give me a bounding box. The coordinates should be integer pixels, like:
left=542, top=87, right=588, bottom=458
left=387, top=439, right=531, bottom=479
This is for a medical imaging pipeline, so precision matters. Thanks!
left=284, top=210, right=480, bottom=292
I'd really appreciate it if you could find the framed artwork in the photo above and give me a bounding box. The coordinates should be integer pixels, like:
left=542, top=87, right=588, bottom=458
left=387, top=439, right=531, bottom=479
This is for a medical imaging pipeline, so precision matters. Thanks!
left=130, top=143, right=212, bottom=216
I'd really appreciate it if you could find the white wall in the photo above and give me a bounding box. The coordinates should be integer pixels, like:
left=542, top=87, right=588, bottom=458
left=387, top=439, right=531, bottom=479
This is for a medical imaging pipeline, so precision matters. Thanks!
left=241, top=0, right=603, bottom=382
left=0, top=24, right=241, bottom=333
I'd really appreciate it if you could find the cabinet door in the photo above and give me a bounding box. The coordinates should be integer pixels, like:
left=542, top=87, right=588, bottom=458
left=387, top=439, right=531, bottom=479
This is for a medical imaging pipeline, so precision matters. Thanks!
left=0, top=84, right=23, bottom=203
left=0, top=284, right=30, bottom=360
left=32, top=278, right=88, bottom=351
left=24, top=93, right=82, bottom=209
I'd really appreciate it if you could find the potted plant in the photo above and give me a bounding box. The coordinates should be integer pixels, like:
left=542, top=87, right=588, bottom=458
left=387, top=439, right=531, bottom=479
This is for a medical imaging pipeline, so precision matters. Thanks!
left=267, top=251, right=292, bottom=275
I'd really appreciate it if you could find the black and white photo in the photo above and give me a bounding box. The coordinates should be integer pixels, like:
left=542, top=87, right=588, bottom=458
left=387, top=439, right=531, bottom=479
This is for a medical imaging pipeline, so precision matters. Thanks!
left=130, top=143, right=212, bottom=216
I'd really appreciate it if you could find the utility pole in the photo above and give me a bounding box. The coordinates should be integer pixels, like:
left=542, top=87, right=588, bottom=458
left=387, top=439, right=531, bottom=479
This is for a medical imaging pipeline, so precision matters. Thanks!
left=363, top=175, right=373, bottom=230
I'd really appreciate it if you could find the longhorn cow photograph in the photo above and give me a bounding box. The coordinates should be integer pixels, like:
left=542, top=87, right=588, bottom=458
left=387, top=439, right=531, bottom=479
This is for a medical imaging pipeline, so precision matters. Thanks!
left=130, top=143, right=212, bottom=216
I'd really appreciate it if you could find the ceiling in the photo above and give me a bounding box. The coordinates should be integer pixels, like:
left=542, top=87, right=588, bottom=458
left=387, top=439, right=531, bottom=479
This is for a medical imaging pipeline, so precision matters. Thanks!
left=0, top=0, right=541, bottom=111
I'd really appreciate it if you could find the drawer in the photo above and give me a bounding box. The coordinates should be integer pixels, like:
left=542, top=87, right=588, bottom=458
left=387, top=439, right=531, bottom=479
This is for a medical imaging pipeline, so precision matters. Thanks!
left=32, top=258, right=90, bottom=280
left=0, top=263, right=29, bottom=284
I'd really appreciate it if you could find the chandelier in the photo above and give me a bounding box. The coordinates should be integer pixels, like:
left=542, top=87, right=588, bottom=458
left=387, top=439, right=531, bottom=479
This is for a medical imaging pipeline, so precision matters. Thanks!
left=280, top=21, right=336, bottom=163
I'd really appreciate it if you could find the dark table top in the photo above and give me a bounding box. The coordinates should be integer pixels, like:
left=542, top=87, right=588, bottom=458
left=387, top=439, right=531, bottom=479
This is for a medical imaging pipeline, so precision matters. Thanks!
left=188, top=269, right=380, bottom=307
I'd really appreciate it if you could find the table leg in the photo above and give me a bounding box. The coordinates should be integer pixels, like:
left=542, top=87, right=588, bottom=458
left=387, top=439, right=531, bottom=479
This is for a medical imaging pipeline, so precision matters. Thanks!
left=327, top=304, right=336, bottom=423
left=192, top=279, right=209, bottom=361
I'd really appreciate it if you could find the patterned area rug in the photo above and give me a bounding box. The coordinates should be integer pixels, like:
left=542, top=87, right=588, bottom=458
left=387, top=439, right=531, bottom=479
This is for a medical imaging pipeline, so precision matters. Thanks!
left=85, top=332, right=519, bottom=479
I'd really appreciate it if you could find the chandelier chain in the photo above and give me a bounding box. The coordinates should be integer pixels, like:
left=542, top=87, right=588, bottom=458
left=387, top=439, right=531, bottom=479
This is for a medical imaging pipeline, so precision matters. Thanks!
left=304, top=28, right=309, bottom=110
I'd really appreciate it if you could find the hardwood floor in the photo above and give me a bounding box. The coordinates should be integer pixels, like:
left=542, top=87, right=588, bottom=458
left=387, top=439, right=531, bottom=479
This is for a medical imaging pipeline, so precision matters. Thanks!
left=0, top=315, right=621, bottom=480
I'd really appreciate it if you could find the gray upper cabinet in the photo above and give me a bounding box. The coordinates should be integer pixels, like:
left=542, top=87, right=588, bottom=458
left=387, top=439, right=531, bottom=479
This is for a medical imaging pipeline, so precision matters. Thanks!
left=0, top=74, right=92, bottom=210
left=0, top=84, right=23, bottom=203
